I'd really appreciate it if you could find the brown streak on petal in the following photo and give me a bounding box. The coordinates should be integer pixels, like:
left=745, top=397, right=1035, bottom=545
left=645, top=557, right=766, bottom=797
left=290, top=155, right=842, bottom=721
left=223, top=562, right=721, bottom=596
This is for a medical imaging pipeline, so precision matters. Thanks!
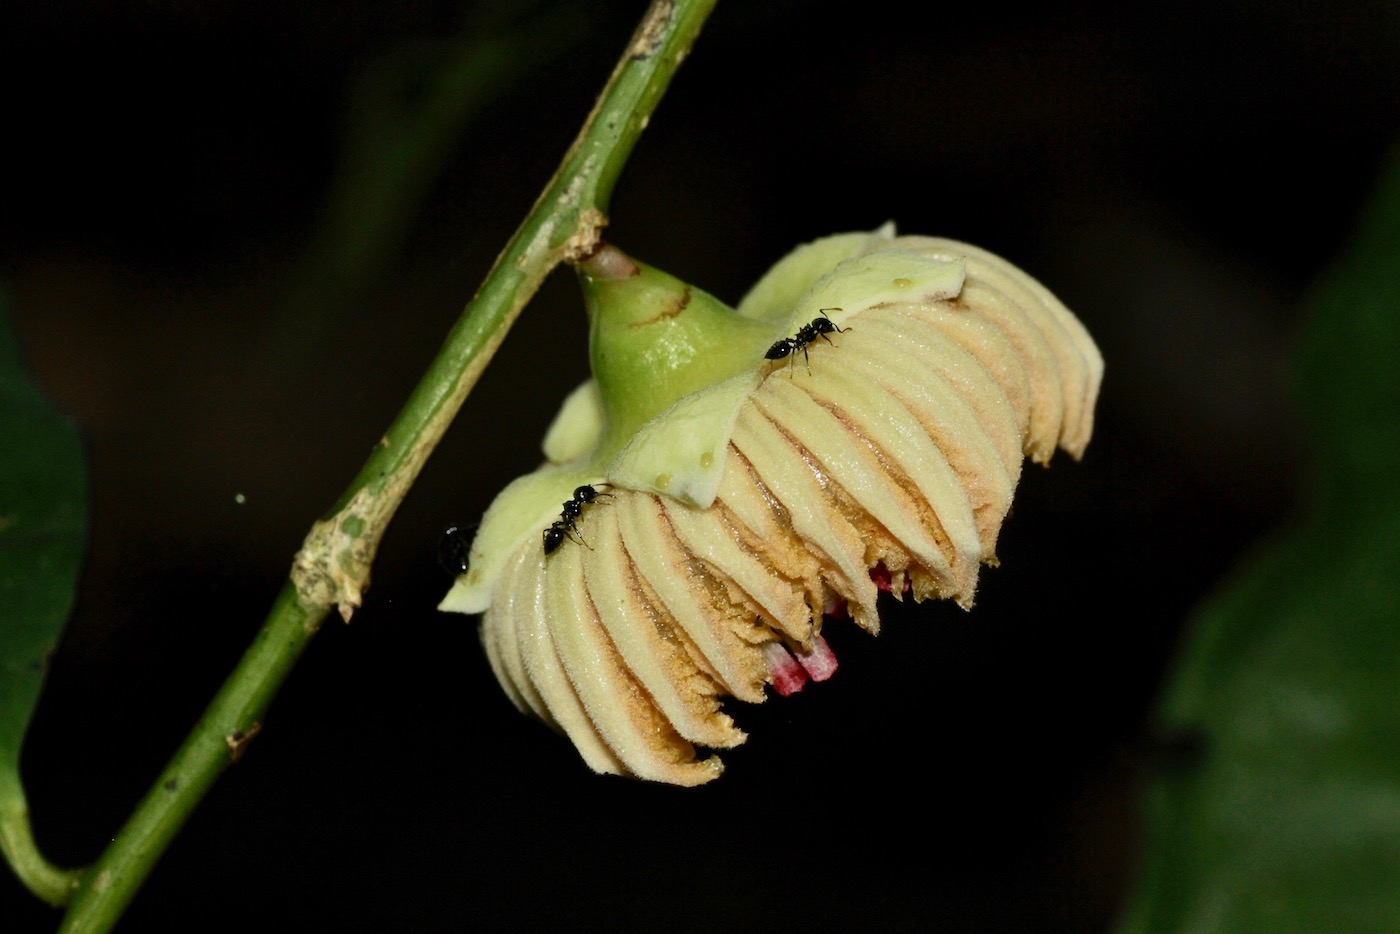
left=756, top=377, right=976, bottom=603
left=919, top=239, right=1102, bottom=458
left=829, top=322, right=1016, bottom=557
left=713, top=500, right=819, bottom=641
left=797, top=361, right=986, bottom=601
left=731, top=403, right=881, bottom=630
left=896, top=288, right=1063, bottom=463
left=876, top=301, right=1033, bottom=441
left=726, top=447, right=840, bottom=626
left=548, top=539, right=723, bottom=785
left=625, top=551, right=734, bottom=701
left=614, top=493, right=769, bottom=701
left=854, top=313, right=1024, bottom=485
left=663, top=494, right=816, bottom=645
left=583, top=505, right=743, bottom=750
left=709, top=446, right=827, bottom=638
left=954, top=280, right=1065, bottom=463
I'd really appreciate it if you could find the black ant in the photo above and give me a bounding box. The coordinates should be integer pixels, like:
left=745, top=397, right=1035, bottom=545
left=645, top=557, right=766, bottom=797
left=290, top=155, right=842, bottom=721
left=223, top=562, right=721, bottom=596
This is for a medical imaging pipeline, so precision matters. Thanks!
left=765, top=308, right=847, bottom=373
left=542, top=521, right=578, bottom=555
left=438, top=525, right=473, bottom=576
left=543, top=484, right=613, bottom=555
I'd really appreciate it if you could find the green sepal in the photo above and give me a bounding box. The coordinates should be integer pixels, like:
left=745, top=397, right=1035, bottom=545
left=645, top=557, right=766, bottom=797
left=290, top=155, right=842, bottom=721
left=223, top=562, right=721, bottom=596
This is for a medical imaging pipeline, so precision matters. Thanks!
left=438, top=463, right=602, bottom=614
left=581, top=252, right=777, bottom=467
left=736, top=223, right=894, bottom=321
left=541, top=380, right=603, bottom=465
left=606, top=369, right=761, bottom=507
left=794, top=249, right=966, bottom=326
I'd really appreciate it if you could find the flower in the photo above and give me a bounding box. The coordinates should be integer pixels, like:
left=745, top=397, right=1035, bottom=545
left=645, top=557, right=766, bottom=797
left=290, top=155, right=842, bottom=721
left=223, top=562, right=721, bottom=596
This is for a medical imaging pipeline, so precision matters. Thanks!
left=440, top=227, right=1103, bottom=785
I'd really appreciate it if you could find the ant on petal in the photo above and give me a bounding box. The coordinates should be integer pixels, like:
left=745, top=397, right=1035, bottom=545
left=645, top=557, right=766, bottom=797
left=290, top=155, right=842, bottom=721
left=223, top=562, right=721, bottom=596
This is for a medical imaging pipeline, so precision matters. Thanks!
left=542, top=521, right=582, bottom=555
left=569, top=484, right=613, bottom=508
left=543, top=484, right=614, bottom=555
left=765, top=308, right=848, bottom=374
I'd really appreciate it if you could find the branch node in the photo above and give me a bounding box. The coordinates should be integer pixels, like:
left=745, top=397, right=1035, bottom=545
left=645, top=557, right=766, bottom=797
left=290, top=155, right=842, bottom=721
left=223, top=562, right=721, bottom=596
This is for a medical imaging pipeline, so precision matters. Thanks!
left=564, top=208, right=610, bottom=263
left=225, top=723, right=263, bottom=763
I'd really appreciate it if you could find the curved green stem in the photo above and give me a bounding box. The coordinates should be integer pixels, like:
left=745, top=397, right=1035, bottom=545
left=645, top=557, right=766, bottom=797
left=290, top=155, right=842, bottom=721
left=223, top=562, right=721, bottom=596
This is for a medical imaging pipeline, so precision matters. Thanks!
left=58, top=586, right=315, bottom=931
left=56, top=3, right=716, bottom=931
left=0, top=771, right=82, bottom=906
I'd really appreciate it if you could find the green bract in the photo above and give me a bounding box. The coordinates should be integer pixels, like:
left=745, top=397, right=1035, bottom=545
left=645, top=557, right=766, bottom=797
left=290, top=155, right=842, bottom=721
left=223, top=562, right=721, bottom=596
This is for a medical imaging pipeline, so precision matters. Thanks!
left=439, top=228, right=971, bottom=615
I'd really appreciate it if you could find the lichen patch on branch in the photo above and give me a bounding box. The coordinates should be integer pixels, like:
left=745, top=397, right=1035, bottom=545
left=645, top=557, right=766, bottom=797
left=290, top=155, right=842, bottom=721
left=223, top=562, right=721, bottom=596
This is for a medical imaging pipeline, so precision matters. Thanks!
left=629, top=0, right=675, bottom=61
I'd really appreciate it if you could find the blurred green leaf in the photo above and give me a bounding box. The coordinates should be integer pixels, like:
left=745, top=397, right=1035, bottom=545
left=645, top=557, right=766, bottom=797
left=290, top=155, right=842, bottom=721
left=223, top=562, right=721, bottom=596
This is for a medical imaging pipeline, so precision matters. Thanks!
left=0, top=297, right=86, bottom=904
left=255, top=6, right=591, bottom=388
left=1119, top=150, right=1400, bottom=932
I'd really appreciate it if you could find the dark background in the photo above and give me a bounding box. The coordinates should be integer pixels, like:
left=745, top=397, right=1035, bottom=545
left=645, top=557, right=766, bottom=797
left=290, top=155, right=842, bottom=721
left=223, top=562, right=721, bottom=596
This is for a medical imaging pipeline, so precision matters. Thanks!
left=4, top=0, right=1397, bottom=930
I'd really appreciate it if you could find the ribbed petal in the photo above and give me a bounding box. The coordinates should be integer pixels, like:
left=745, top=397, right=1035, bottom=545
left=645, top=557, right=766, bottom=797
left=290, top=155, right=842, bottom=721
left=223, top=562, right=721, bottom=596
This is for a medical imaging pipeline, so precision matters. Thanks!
left=897, top=237, right=1104, bottom=460
left=730, top=402, right=882, bottom=630
left=809, top=331, right=1013, bottom=564
left=481, top=543, right=546, bottom=720
left=660, top=493, right=817, bottom=644
left=545, top=536, right=725, bottom=785
left=582, top=505, right=744, bottom=750
left=842, top=365, right=1008, bottom=559
left=512, top=551, right=625, bottom=776
left=612, top=493, right=769, bottom=702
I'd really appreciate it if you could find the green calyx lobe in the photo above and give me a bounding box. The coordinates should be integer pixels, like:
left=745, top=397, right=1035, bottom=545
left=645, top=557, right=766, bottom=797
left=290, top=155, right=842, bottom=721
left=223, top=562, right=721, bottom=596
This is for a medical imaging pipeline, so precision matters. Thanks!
left=581, top=245, right=776, bottom=467
left=439, top=245, right=780, bottom=614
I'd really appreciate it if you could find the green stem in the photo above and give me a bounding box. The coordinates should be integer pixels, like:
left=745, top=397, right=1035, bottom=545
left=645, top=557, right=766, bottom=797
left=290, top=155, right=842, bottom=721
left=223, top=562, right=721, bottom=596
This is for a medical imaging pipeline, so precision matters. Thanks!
left=0, top=772, right=82, bottom=907
left=58, top=586, right=315, bottom=931
left=56, top=2, right=716, bottom=931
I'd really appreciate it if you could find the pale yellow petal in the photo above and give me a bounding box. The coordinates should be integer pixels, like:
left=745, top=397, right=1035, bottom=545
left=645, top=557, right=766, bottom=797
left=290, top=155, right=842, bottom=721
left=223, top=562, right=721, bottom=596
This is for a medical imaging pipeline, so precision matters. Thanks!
left=900, top=237, right=1103, bottom=459
left=545, top=538, right=724, bottom=785
left=581, top=505, right=744, bottom=749
left=813, top=324, right=1014, bottom=558
left=514, top=552, right=626, bottom=777
left=661, top=492, right=816, bottom=645
left=480, top=544, right=546, bottom=720
left=755, top=372, right=979, bottom=604
left=850, top=312, right=1024, bottom=483
left=612, top=493, right=769, bottom=701
left=906, top=283, right=1064, bottom=463
left=730, top=396, right=881, bottom=629
left=919, top=238, right=1103, bottom=457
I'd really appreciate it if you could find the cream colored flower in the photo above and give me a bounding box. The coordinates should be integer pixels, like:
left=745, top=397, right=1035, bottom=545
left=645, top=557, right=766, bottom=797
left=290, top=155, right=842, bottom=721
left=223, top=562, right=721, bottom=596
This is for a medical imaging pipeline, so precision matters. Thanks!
left=440, top=227, right=1102, bottom=785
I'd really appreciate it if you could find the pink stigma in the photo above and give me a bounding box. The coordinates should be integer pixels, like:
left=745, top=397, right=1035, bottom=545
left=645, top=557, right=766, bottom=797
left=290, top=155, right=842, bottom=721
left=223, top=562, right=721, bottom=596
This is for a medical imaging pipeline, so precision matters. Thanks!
left=763, top=635, right=839, bottom=697
left=870, top=563, right=912, bottom=595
